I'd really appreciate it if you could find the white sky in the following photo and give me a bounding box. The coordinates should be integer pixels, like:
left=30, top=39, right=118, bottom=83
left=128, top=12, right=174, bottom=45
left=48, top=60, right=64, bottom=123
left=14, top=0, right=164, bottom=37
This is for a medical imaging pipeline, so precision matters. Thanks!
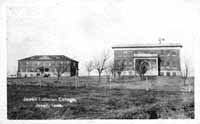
left=5, top=0, right=200, bottom=76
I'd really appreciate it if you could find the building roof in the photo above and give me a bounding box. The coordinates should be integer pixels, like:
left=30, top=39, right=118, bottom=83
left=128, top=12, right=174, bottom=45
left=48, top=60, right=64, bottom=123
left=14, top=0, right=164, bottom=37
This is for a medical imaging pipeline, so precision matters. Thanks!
left=19, top=55, right=78, bottom=62
left=112, top=43, right=183, bottom=49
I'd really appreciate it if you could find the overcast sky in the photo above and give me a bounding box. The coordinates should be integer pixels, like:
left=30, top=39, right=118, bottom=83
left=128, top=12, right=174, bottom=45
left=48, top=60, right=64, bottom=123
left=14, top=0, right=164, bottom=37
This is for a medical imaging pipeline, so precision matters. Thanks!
left=5, top=0, right=200, bottom=76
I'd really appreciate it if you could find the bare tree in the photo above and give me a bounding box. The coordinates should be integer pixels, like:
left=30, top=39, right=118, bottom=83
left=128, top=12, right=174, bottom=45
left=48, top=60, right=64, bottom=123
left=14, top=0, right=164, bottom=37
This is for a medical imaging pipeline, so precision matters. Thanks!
left=107, top=60, right=115, bottom=77
left=55, top=62, right=68, bottom=81
left=114, top=60, right=125, bottom=79
left=183, top=63, right=189, bottom=85
left=85, top=61, right=94, bottom=77
left=181, top=58, right=190, bottom=86
left=105, top=60, right=115, bottom=82
left=93, top=50, right=111, bottom=83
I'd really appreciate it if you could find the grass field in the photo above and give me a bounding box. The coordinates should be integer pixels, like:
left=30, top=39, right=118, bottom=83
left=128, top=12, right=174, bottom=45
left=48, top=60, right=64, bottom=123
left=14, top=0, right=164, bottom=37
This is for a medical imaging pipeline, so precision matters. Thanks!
left=7, top=76, right=194, bottom=119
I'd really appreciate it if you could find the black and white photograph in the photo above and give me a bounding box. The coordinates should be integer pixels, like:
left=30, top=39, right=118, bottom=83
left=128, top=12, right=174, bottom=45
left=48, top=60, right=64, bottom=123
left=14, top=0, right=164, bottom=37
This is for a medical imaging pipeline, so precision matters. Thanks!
left=1, top=0, right=200, bottom=122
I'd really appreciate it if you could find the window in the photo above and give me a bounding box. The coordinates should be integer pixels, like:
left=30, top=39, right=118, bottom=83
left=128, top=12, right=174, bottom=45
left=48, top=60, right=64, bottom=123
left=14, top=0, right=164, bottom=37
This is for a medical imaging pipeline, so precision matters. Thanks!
left=160, top=61, right=164, bottom=66
left=166, top=61, right=170, bottom=66
left=123, top=51, right=128, bottom=54
left=173, top=72, right=176, bottom=76
left=172, top=61, right=177, bottom=68
left=160, top=72, right=164, bottom=76
left=166, top=72, right=170, bottom=76
left=171, top=51, right=177, bottom=56
left=66, top=66, right=70, bottom=72
left=66, top=61, right=70, bottom=64
left=160, top=50, right=164, bottom=55
left=56, top=56, right=60, bottom=59
left=45, top=68, right=49, bottom=72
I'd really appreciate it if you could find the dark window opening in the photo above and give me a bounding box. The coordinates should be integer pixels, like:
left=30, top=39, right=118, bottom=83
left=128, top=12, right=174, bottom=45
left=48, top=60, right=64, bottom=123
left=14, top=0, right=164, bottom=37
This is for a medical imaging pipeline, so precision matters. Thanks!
left=37, top=73, right=40, bottom=76
left=45, top=68, right=49, bottom=72
left=172, top=72, right=176, bottom=76
left=171, top=51, right=177, bottom=56
left=166, top=72, right=170, bottom=76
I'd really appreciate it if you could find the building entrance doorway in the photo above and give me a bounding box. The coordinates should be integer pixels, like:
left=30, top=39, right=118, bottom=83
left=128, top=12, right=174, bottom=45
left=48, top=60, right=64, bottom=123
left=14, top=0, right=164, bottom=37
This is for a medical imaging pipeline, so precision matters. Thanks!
left=133, top=54, right=159, bottom=76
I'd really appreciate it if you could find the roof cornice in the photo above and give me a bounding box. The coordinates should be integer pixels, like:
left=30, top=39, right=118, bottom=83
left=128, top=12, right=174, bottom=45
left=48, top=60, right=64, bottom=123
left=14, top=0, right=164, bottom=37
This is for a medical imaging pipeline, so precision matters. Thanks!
left=112, top=43, right=183, bottom=49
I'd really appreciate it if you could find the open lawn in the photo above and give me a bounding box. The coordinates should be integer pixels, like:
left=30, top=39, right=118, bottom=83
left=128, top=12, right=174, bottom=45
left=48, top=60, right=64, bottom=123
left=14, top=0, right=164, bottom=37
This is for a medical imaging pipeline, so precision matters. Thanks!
left=7, top=77, right=194, bottom=119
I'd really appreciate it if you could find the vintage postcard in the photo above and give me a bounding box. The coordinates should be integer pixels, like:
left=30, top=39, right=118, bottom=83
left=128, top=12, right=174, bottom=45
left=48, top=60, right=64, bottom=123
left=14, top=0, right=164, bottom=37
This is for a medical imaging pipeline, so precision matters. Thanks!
left=1, top=0, right=200, bottom=123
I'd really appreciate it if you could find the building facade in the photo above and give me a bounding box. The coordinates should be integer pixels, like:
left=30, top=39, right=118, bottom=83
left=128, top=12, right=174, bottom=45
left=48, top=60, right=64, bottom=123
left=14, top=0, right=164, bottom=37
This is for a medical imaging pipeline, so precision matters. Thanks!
left=112, top=43, right=182, bottom=77
left=17, top=55, right=78, bottom=77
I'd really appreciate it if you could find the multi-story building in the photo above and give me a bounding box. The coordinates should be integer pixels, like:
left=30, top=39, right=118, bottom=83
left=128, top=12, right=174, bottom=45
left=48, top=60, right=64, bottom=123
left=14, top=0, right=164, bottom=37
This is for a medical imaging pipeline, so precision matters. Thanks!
left=112, top=43, right=182, bottom=77
left=17, top=55, right=78, bottom=77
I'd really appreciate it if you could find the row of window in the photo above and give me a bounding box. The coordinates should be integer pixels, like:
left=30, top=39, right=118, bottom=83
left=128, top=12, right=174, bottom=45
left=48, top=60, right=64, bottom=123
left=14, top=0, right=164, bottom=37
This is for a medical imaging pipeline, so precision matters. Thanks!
left=19, top=67, right=70, bottom=72
left=117, top=71, right=178, bottom=76
left=115, top=60, right=134, bottom=67
left=160, top=72, right=177, bottom=76
left=20, top=73, right=56, bottom=78
left=160, top=61, right=178, bottom=68
left=115, top=59, right=179, bottom=69
left=115, top=50, right=179, bottom=57
left=20, top=61, right=70, bottom=66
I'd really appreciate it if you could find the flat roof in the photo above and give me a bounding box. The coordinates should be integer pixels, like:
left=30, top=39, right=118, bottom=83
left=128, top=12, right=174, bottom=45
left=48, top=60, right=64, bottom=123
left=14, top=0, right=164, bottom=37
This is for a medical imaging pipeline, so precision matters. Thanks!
left=112, top=43, right=183, bottom=49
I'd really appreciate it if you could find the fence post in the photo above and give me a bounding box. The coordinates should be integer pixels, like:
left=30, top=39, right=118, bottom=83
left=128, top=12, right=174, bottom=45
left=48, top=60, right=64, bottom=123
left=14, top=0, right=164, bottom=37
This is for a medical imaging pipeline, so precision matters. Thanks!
left=145, top=77, right=149, bottom=91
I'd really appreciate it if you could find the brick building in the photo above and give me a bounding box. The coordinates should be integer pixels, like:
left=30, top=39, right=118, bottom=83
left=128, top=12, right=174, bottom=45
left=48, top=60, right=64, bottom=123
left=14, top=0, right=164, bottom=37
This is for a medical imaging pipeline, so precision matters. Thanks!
left=17, top=55, right=78, bottom=77
left=112, top=43, right=182, bottom=77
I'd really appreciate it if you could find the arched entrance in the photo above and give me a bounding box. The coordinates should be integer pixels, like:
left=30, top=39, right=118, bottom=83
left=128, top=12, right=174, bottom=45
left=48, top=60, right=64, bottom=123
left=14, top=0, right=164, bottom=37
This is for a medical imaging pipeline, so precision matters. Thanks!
left=133, top=54, right=159, bottom=76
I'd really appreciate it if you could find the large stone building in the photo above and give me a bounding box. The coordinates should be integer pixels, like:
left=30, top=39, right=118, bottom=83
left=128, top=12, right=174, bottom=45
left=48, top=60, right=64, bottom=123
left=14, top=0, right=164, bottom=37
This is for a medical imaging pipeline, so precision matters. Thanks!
left=112, top=43, right=182, bottom=77
left=17, top=55, right=78, bottom=77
